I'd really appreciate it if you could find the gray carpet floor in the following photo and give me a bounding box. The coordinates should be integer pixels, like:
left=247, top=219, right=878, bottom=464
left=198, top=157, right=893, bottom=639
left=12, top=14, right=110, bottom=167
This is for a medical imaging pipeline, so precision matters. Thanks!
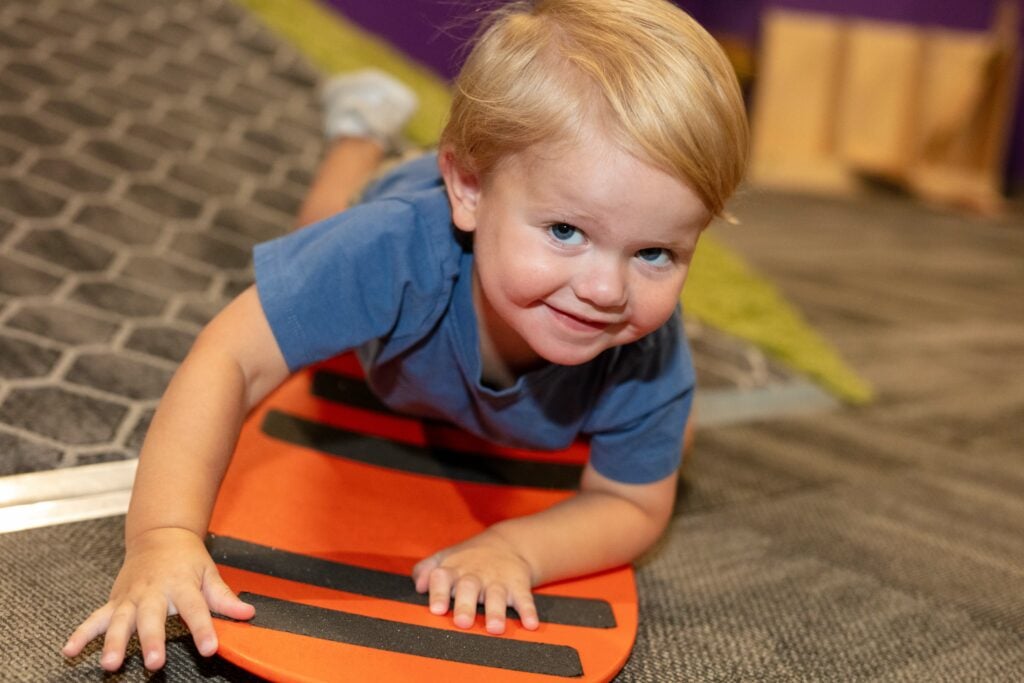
left=2, top=0, right=1023, bottom=681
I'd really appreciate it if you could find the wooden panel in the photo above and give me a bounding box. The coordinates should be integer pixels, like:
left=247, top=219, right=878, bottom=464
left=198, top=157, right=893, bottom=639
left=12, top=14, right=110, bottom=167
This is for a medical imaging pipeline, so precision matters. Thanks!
left=915, top=29, right=995, bottom=168
left=747, top=3, right=1019, bottom=214
left=750, top=10, right=854, bottom=192
left=836, top=20, right=924, bottom=177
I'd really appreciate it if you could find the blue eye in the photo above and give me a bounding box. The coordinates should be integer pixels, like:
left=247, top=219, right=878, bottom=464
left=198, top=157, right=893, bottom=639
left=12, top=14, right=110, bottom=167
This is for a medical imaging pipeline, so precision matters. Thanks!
left=548, top=223, right=585, bottom=245
left=636, top=247, right=672, bottom=266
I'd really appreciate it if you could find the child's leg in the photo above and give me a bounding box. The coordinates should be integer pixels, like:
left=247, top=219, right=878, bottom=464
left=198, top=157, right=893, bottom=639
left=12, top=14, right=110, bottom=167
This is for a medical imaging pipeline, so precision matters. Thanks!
left=294, top=69, right=418, bottom=229
left=294, top=138, right=384, bottom=228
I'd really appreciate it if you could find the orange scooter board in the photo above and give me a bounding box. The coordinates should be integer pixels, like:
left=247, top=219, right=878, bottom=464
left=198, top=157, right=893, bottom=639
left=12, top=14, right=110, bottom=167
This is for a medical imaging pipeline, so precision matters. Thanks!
left=208, top=353, right=638, bottom=682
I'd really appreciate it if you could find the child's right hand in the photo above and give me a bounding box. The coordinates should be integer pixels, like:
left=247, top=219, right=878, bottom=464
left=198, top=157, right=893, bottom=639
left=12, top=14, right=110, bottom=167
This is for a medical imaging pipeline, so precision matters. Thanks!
left=61, top=527, right=255, bottom=672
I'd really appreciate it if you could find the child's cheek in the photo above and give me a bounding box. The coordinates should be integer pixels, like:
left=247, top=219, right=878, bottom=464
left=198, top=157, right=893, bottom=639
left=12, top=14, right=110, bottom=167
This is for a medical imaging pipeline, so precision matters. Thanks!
left=504, top=250, right=559, bottom=303
left=634, top=280, right=686, bottom=335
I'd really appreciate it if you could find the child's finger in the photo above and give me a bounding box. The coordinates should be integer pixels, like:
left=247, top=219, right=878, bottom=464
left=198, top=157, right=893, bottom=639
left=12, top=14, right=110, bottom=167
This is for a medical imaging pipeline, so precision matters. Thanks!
left=135, top=597, right=168, bottom=670
left=484, top=584, right=509, bottom=634
left=99, top=603, right=137, bottom=671
left=427, top=567, right=454, bottom=615
left=202, top=569, right=255, bottom=620
left=62, top=603, right=114, bottom=658
left=511, top=588, right=540, bottom=630
left=171, top=587, right=218, bottom=657
left=412, top=553, right=442, bottom=592
left=452, top=575, right=482, bottom=629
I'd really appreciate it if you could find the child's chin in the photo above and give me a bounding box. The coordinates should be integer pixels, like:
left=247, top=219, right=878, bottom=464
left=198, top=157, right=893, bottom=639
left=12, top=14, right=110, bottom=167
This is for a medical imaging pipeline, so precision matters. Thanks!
left=535, top=343, right=606, bottom=367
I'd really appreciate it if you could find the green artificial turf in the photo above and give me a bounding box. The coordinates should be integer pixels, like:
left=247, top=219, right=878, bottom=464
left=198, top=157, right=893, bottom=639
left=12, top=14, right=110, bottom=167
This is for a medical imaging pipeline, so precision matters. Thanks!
left=235, top=0, right=873, bottom=404
left=235, top=0, right=451, bottom=147
left=683, top=234, right=873, bottom=403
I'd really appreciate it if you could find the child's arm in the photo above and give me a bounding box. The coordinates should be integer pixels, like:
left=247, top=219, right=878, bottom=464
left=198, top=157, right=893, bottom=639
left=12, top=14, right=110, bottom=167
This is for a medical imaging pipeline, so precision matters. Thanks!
left=412, top=463, right=676, bottom=634
left=62, top=286, right=290, bottom=671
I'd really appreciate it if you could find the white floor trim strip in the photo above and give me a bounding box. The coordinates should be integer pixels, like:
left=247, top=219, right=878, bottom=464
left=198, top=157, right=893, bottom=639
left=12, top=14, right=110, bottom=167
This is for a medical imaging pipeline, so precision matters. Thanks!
left=0, top=460, right=136, bottom=533
left=695, top=380, right=838, bottom=427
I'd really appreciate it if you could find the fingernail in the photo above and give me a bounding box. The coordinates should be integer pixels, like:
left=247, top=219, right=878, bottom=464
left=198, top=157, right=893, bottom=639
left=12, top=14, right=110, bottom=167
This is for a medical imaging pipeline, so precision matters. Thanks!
left=201, top=637, right=217, bottom=655
left=144, top=651, right=159, bottom=668
left=100, top=652, right=118, bottom=668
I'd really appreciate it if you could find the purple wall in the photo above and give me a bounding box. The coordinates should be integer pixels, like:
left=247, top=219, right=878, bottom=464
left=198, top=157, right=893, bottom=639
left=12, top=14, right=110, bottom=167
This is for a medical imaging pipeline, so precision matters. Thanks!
left=703, top=0, right=994, bottom=33
left=324, top=0, right=1024, bottom=191
left=328, top=1, right=476, bottom=80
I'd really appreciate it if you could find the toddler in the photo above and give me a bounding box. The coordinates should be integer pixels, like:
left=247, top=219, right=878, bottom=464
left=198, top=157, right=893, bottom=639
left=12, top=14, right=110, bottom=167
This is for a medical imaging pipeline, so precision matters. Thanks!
left=62, top=0, right=748, bottom=672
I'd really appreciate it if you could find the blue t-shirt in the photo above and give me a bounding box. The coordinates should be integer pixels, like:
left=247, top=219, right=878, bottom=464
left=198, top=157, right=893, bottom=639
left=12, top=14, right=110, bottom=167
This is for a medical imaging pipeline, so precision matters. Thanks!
left=253, top=153, right=694, bottom=484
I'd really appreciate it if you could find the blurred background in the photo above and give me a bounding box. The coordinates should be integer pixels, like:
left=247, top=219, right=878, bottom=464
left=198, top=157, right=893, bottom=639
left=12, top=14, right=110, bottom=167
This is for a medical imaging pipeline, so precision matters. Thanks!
left=334, top=0, right=1024, bottom=213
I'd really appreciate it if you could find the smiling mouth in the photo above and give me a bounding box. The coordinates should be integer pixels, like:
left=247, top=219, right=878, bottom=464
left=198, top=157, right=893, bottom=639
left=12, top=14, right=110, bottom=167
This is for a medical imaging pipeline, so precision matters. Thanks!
left=544, top=303, right=614, bottom=332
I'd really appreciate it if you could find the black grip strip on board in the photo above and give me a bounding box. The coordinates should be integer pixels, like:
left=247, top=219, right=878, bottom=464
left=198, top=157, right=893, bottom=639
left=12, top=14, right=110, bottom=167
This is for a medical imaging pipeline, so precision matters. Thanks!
left=208, top=534, right=616, bottom=629
left=311, top=369, right=588, bottom=487
left=231, top=592, right=585, bottom=678
left=311, top=370, right=392, bottom=413
left=261, top=410, right=583, bottom=490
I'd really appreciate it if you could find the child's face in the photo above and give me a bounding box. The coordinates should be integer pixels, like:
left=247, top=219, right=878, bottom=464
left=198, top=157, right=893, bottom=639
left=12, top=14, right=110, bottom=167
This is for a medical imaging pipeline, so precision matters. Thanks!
left=442, top=129, right=710, bottom=373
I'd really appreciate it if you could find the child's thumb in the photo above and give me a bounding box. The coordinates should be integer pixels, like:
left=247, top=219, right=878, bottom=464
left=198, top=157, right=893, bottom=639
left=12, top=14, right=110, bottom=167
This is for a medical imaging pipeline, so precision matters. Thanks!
left=204, top=571, right=256, bottom=620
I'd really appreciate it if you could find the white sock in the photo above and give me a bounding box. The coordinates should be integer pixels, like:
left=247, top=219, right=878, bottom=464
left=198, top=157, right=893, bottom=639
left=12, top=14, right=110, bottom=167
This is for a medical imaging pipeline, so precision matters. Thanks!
left=321, top=69, right=418, bottom=154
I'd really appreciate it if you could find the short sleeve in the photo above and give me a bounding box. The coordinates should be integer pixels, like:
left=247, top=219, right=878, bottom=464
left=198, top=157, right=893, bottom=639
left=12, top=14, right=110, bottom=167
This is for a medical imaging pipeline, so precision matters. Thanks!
left=584, top=311, right=694, bottom=484
left=253, top=197, right=456, bottom=372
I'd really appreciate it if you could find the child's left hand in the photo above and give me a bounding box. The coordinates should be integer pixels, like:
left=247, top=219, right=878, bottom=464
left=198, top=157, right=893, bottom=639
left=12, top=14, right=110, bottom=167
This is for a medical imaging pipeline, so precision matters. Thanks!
left=412, top=529, right=540, bottom=634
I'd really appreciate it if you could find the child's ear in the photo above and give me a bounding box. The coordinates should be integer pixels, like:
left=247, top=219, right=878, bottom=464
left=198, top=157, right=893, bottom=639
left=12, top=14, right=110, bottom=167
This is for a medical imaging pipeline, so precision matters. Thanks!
left=438, top=147, right=481, bottom=232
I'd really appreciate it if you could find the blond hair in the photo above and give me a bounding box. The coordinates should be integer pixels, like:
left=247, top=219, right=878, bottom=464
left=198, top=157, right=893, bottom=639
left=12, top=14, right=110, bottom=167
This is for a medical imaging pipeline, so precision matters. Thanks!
left=440, top=0, right=748, bottom=216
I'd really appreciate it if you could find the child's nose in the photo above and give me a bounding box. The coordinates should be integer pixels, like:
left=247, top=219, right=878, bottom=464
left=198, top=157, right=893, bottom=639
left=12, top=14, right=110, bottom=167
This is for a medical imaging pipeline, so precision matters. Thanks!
left=573, top=256, right=627, bottom=309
